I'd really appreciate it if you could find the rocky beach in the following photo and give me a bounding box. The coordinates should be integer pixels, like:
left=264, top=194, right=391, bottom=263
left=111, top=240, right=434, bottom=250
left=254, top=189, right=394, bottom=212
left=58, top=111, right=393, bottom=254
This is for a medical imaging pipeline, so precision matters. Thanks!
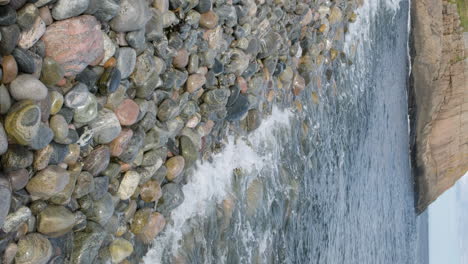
left=0, top=0, right=362, bottom=263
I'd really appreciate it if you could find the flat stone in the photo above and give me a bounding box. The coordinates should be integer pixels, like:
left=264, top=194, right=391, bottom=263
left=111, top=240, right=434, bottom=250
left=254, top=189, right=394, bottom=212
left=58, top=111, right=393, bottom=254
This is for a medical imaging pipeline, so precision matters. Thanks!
left=114, top=99, right=139, bottom=126
left=1, top=55, right=18, bottom=83
left=109, top=0, right=151, bottom=32
left=18, top=16, right=45, bottom=49
left=9, top=74, right=47, bottom=101
left=117, top=171, right=140, bottom=200
left=83, top=145, right=110, bottom=176
left=41, top=15, right=104, bottom=76
left=85, top=0, right=119, bottom=22
left=0, top=84, right=11, bottom=114
left=0, top=24, right=20, bottom=56
left=37, top=205, right=75, bottom=237
left=26, top=165, right=70, bottom=200
left=0, top=5, right=16, bottom=26
left=52, top=0, right=89, bottom=20
left=15, top=233, right=52, bottom=264
left=116, top=47, right=136, bottom=79
left=89, top=108, right=122, bottom=144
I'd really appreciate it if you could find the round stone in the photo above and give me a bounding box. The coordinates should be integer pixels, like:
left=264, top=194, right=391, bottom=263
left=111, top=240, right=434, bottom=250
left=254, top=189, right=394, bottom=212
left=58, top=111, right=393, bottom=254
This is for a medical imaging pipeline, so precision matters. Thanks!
left=64, top=83, right=89, bottom=109
left=1, top=144, right=33, bottom=169
left=99, top=32, right=115, bottom=66
left=131, top=209, right=166, bottom=244
left=89, top=108, right=122, bottom=144
left=38, top=6, right=52, bottom=25
left=165, top=156, right=185, bottom=181
left=172, top=49, right=189, bottom=69
left=40, top=57, right=65, bottom=86
left=86, top=192, right=114, bottom=226
left=15, top=233, right=52, bottom=264
left=199, top=11, right=218, bottom=29
left=9, top=74, right=48, bottom=101
left=16, top=3, right=38, bottom=30
left=179, top=135, right=198, bottom=167
left=109, top=0, right=151, bottom=32
left=37, top=205, right=76, bottom=237
left=109, top=128, right=133, bottom=157
left=3, top=243, right=18, bottom=264
left=6, top=168, right=29, bottom=191
left=186, top=74, right=206, bottom=93
left=117, top=171, right=140, bottom=200
left=49, top=91, right=64, bottom=115
left=2, top=55, right=18, bottom=84
left=157, top=99, right=178, bottom=122
left=109, top=238, right=133, bottom=263
left=116, top=47, right=136, bottom=79
left=73, top=93, right=98, bottom=124
left=83, top=145, right=110, bottom=176
left=50, top=114, right=68, bottom=142
left=5, top=100, right=41, bottom=145
left=52, top=0, right=90, bottom=20
left=114, top=99, right=139, bottom=126
left=26, top=165, right=70, bottom=200
left=12, top=47, right=37, bottom=74
left=0, top=84, right=11, bottom=114
left=139, top=179, right=161, bottom=203
left=98, top=67, right=121, bottom=95
left=63, top=143, right=80, bottom=165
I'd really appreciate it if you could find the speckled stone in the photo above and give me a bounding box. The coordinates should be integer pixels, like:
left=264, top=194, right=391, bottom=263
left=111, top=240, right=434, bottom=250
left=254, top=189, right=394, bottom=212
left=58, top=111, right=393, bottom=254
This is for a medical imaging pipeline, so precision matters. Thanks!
left=64, top=82, right=88, bottom=109
left=0, top=24, right=20, bottom=56
left=109, top=128, right=133, bottom=157
left=18, top=16, right=46, bottom=49
left=15, top=233, right=52, bottom=264
left=98, top=66, right=121, bottom=95
left=1, top=145, right=33, bottom=170
left=70, top=222, right=106, bottom=264
left=16, top=4, right=38, bottom=30
left=50, top=114, right=68, bottom=142
left=73, top=93, right=98, bottom=124
left=131, top=209, right=166, bottom=244
left=26, top=165, right=70, bottom=200
left=72, top=171, right=94, bottom=199
left=86, top=192, right=114, bottom=226
left=85, top=0, right=120, bottom=22
left=200, top=11, right=218, bottom=29
left=49, top=91, right=64, bottom=115
left=157, top=99, right=178, bottom=122
left=9, top=74, right=47, bottom=101
left=117, top=171, right=140, bottom=200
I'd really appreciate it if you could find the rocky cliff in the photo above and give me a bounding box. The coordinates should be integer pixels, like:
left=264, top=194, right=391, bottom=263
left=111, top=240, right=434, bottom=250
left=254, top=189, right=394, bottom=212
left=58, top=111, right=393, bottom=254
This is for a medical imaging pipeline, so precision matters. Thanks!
left=412, top=0, right=468, bottom=213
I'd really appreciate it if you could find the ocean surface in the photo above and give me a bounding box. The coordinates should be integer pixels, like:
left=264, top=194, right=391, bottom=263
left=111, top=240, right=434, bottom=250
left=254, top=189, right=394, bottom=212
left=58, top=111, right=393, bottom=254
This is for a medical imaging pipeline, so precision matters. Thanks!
left=144, top=0, right=428, bottom=263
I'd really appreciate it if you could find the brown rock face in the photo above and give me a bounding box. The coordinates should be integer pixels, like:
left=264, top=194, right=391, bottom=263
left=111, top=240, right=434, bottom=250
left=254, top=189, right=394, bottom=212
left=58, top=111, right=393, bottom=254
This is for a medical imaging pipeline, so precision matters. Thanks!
left=412, top=0, right=468, bottom=212
left=41, top=15, right=104, bottom=76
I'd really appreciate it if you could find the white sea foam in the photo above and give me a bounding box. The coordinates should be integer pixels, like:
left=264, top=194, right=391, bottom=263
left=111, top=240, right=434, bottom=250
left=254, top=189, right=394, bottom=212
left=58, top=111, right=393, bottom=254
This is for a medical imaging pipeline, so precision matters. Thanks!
left=143, top=108, right=291, bottom=263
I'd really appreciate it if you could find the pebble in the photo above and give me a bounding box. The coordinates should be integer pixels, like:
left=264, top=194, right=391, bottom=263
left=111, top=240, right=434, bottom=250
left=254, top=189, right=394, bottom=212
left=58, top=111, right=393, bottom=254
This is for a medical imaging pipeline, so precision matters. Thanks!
left=89, top=108, right=122, bottom=144
left=42, top=15, right=104, bottom=76
left=130, top=208, right=166, bottom=243
left=109, top=0, right=151, bottom=32
left=0, top=123, right=8, bottom=154
left=64, top=82, right=89, bottom=109
left=0, top=24, right=20, bottom=56
left=83, top=145, right=110, bottom=176
left=50, top=114, right=68, bottom=142
left=73, top=93, right=98, bottom=124
left=126, top=28, right=146, bottom=51
left=109, top=128, right=133, bottom=157
left=200, top=11, right=218, bottom=29
left=109, top=238, right=133, bottom=263
left=0, top=84, right=11, bottom=115
left=1, top=55, right=17, bottom=84
left=98, top=66, right=121, bottom=95
left=116, top=47, right=136, bottom=79
left=114, top=98, right=139, bottom=126
left=9, top=74, right=47, bottom=101
left=139, top=179, right=161, bottom=203
left=186, top=73, right=206, bottom=93
left=12, top=48, right=37, bottom=74
left=16, top=4, right=38, bottom=30
left=5, top=100, right=41, bottom=146
left=195, top=0, right=211, bottom=13
left=18, top=16, right=46, bottom=49
left=165, top=156, right=185, bottom=181
left=85, top=0, right=120, bottom=22
left=15, top=233, right=52, bottom=264
left=157, top=99, right=178, bottom=122
left=117, top=171, right=140, bottom=200
left=0, top=176, right=11, bottom=228
left=52, top=0, right=90, bottom=20
left=49, top=90, right=64, bottom=115
left=99, top=33, right=115, bottom=66
left=72, top=171, right=94, bottom=199
left=173, top=49, right=189, bottom=69
left=157, top=183, right=184, bottom=215
left=40, top=57, right=65, bottom=86
left=179, top=135, right=198, bottom=167
left=70, top=222, right=106, bottom=264
left=6, top=169, right=29, bottom=191
left=38, top=6, right=52, bottom=25
left=86, top=192, right=114, bottom=225
left=26, top=165, right=70, bottom=200
left=37, top=205, right=76, bottom=237
left=0, top=5, right=16, bottom=26
left=2, top=206, right=31, bottom=233
left=3, top=243, right=17, bottom=264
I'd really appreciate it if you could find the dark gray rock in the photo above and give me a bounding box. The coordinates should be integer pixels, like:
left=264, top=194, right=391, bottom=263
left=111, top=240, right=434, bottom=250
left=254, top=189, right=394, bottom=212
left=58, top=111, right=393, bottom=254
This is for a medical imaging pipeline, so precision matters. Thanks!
left=30, top=123, right=54, bottom=150
left=70, top=221, right=106, bottom=264
left=0, top=5, right=17, bottom=26
left=157, top=183, right=184, bottom=215
left=12, top=48, right=36, bottom=73
left=0, top=24, right=20, bottom=55
left=52, top=0, right=89, bottom=20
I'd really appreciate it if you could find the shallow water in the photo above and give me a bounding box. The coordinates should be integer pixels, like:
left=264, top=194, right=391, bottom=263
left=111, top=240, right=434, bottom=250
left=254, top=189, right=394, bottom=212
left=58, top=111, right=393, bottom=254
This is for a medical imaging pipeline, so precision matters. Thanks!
left=144, top=0, right=424, bottom=263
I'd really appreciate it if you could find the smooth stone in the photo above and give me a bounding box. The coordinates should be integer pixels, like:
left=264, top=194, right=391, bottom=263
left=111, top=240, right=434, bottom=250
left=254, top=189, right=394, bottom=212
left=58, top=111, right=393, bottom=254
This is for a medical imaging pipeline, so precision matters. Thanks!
left=0, top=177, right=11, bottom=228
left=42, top=15, right=104, bottom=76
left=292, top=73, right=305, bottom=96
left=5, top=100, right=41, bottom=145
left=75, top=67, right=99, bottom=91
left=52, top=0, right=89, bottom=20
left=50, top=114, right=68, bottom=142
left=0, top=122, right=7, bottom=154
left=70, top=222, right=106, bottom=264
left=125, top=28, right=146, bottom=51
left=64, top=82, right=88, bottom=109
left=86, top=192, right=114, bottom=225
left=37, top=205, right=75, bottom=237
left=85, top=0, right=119, bottom=22
left=49, top=168, right=77, bottom=204
left=49, top=91, right=64, bottom=115
left=203, top=88, right=230, bottom=105
left=0, top=5, right=16, bottom=26
left=26, top=165, right=70, bottom=200
left=40, top=57, right=65, bottom=86
left=0, top=24, right=20, bottom=56
left=16, top=4, right=38, bottom=30
left=157, top=99, right=178, bottom=122
left=89, top=108, right=121, bottom=144
left=195, top=0, right=211, bottom=13
left=72, top=171, right=94, bottom=198
left=116, top=47, right=136, bottom=79
left=34, top=0, right=54, bottom=8
left=63, top=143, right=80, bottom=165
left=117, top=171, right=140, bottom=200
left=140, top=179, right=162, bottom=203
left=10, top=74, right=48, bottom=101
left=98, top=67, right=121, bottom=95
left=179, top=135, right=198, bottom=167
left=3, top=243, right=17, bottom=264
left=38, top=6, right=52, bottom=25
left=12, top=48, right=37, bottom=74
left=186, top=74, right=206, bottom=93
left=172, top=49, right=188, bottom=69
left=114, top=99, right=139, bottom=126
left=2, top=206, right=30, bottom=232
left=1, top=55, right=17, bottom=84
left=99, top=33, right=115, bottom=66
left=135, top=71, right=161, bottom=99
left=15, top=233, right=52, bottom=264
left=109, top=238, right=133, bottom=263
left=0, top=84, right=11, bottom=114
left=226, top=93, right=249, bottom=121
left=118, top=126, right=144, bottom=163
left=29, top=122, right=53, bottom=150
left=83, top=145, right=110, bottom=176
left=165, top=156, right=185, bottom=181
left=5, top=169, right=28, bottom=191
left=73, top=93, right=98, bottom=124
left=131, top=52, right=156, bottom=87
left=199, top=11, right=218, bottom=29
left=90, top=175, right=108, bottom=200
left=137, top=212, right=165, bottom=244
left=48, top=142, right=68, bottom=164
left=33, top=144, right=53, bottom=170
left=109, top=0, right=150, bottom=32
left=18, top=16, right=45, bottom=49
left=109, top=128, right=133, bottom=157
left=157, top=183, right=184, bottom=215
